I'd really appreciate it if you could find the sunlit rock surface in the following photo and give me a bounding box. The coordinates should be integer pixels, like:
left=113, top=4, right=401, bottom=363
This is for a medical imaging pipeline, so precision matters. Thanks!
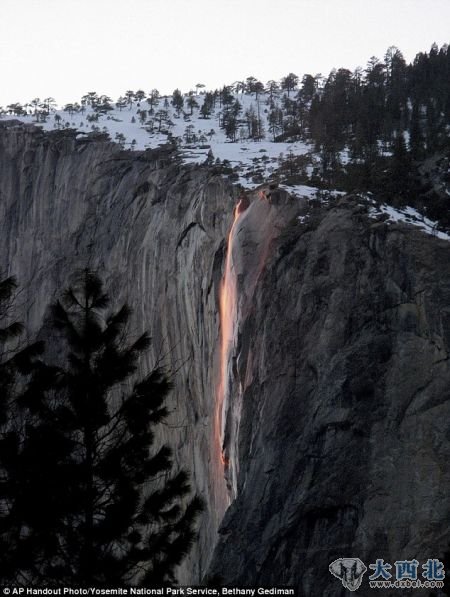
left=209, top=197, right=450, bottom=596
left=1, top=123, right=450, bottom=595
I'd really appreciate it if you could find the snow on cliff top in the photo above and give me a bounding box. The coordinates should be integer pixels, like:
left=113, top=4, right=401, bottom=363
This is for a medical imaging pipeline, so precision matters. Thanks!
left=0, top=92, right=311, bottom=190
left=368, top=203, right=450, bottom=241
left=1, top=92, right=448, bottom=241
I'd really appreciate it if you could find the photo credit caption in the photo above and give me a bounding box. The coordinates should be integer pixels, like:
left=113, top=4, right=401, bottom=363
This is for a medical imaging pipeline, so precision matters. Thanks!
left=2, top=588, right=296, bottom=596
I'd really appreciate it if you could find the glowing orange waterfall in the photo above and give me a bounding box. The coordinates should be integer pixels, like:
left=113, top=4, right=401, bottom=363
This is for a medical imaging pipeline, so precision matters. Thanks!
left=213, top=193, right=273, bottom=507
left=216, top=206, right=241, bottom=471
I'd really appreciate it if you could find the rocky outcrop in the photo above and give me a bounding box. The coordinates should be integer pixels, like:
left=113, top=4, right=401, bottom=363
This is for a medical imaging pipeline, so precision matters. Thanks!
left=0, top=123, right=236, bottom=580
left=1, top=124, right=450, bottom=595
left=208, top=196, right=450, bottom=596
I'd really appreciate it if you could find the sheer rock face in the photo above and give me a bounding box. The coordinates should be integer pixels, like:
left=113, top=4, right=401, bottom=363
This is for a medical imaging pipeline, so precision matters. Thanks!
left=209, top=202, right=450, bottom=596
left=1, top=125, right=450, bottom=594
left=0, top=124, right=235, bottom=580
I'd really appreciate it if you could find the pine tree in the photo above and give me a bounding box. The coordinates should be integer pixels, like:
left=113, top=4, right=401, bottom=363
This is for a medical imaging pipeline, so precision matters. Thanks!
left=268, top=107, right=283, bottom=141
left=186, top=95, right=199, bottom=116
left=125, top=90, right=135, bottom=109
left=224, top=114, right=238, bottom=142
left=281, top=72, right=299, bottom=97
left=171, top=89, right=184, bottom=116
left=200, top=93, right=214, bottom=119
left=1, top=270, right=203, bottom=586
left=299, top=74, right=316, bottom=102
left=409, top=102, right=424, bottom=159
left=383, top=134, right=412, bottom=202
left=146, top=90, right=160, bottom=113
left=116, top=97, right=127, bottom=111
left=135, top=90, right=146, bottom=104
left=265, top=80, right=279, bottom=101
left=0, top=277, right=45, bottom=582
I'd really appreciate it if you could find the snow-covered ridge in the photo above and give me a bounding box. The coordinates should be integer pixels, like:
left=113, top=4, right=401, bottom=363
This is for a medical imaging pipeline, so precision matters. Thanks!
left=0, top=91, right=312, bottom=190
left=2, top=91, right=448, bottom=242
left=369, top=203, right=450, bottom=241
left=295, top=194, right=450, bottom=242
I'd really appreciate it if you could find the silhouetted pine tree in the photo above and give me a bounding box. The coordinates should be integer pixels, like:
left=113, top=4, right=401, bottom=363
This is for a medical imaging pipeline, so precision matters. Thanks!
left=372, top=134, right=413, bottom=204
left=0, top=277, right=24, bottom=421
left=1, top=270, right=203, bottom=586
left=0, top=276, right=45, bottom=582
left=409, top=102, right=424, bottom=159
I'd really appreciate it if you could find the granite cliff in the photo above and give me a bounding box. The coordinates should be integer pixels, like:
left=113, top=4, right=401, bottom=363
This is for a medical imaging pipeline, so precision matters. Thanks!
left=0, top=123, right=449, bottom=595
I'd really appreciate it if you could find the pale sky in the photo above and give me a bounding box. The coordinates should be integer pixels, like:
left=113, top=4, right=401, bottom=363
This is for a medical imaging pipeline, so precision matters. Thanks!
left=0, top=0, right=449, bottom=106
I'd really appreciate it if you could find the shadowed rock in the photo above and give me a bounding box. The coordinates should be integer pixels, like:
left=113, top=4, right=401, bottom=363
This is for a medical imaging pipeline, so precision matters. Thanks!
left=0, top=123, right=449, bottom=595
